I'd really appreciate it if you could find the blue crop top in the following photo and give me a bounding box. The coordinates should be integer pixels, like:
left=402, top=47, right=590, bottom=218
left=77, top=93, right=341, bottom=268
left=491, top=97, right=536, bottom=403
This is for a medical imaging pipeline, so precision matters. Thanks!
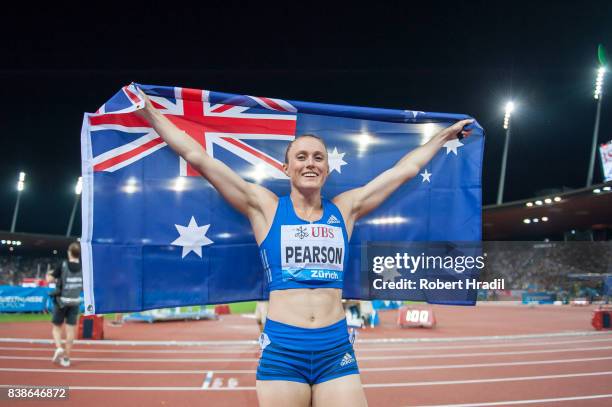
left=259, top=196, right=349, bottom=291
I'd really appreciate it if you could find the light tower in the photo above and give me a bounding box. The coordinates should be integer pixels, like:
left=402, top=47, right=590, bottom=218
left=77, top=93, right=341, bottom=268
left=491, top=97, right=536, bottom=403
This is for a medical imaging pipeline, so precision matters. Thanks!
left=497, top=102, right=515, bottom=204
left=587, top=66, right=606, bottom=186
left=66, top=177, right=83, bottom=237
left=10, top=172, right=26, bottom=233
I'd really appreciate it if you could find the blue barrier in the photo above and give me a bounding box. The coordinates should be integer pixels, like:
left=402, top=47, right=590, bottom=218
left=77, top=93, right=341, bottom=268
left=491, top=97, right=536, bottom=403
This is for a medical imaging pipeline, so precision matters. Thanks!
left=371, top=300, right=404, bottom=310
left=0, top=286, right=85, bottom=313
left=605, top=276, right=612, bottom=296
left=521, top=292, right=556, bottom=304
left=0, top=286, right=53, bottom=312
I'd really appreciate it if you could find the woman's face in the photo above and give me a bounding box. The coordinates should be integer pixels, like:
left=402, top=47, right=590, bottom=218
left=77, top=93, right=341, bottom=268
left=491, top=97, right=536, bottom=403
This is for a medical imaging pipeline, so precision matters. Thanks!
left=284, top=137, right=329, bottom=192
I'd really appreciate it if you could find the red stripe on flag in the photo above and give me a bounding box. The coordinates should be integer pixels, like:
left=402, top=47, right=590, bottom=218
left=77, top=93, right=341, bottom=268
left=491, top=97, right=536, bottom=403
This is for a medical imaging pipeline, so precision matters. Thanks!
left=190, top=116, right=296, bottom=135
left=123, top=86, right=141, bottom=104
left=180, top=87, right=204, bottom=101
left=151, top=99, right=166, bottom=109
left=182, top=88, right=204, bottom=117
left=221, top=137, right=284, bottom=172
left=89, top=113, right=149, bottom=127
left=258, top=97, right=287, bottom=112
left=211, top=104, right=234, bottom=113
left=93, top=137, right=164, bottom=171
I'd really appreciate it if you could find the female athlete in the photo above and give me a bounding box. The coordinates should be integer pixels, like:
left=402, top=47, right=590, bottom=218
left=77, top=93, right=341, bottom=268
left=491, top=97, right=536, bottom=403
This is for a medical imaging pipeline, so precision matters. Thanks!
left=136, top=88, right=472, bottom=406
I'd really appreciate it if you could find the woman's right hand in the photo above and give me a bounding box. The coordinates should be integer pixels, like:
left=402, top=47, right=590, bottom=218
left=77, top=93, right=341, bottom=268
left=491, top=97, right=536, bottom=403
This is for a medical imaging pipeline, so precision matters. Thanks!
left=134, top=85, right=156, bottom=120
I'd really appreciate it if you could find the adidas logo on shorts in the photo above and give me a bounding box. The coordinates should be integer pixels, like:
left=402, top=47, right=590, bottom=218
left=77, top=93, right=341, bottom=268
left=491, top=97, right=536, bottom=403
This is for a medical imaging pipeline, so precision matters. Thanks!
left=259, top=333, right=271, bottom=350
left=326, top=215, right=340, bottom=224
left=340, top=352, right=354, bottom=367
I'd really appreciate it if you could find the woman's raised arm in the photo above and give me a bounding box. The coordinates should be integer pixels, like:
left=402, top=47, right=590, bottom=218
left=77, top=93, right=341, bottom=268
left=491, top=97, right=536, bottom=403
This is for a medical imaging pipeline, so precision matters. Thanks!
left=333, top=119, right=474, bottom=235
left=135, top=88, right=277, bottom=238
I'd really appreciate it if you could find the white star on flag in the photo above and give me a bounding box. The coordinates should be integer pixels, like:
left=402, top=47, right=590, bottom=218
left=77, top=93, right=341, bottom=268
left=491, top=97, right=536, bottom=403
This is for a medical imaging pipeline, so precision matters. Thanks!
left=171, top=216, right=214, bottom=258
left=443, top=139, right=464, bottom=155
left=382, top=266, right=402, bottom=283
left=328, top=147, right=347, bottom=174
left=405, top=110, right=426, bottom=120
left=420, top=169, right=432, bottom=183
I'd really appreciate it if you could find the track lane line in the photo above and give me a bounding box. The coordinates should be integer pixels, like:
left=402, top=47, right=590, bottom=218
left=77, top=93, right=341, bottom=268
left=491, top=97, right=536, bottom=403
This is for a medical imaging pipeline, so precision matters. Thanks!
left=1, top=356, right=612, bottom=374
left=2, top=371, right=612, bottom=390
left=1, top=331, right=609, bottom=347
left=4, top=337, right=612, bottom=354
left=361, top=370, right=612, bottom=388
left=414, top=393, right=612, bottom=406
left=2, top=345, right=612, bottom=362
left=0, top=346, right=258, bottom=355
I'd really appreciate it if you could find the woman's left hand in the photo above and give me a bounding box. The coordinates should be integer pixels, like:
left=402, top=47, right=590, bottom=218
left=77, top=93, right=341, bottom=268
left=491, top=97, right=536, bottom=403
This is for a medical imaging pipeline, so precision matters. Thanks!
left=439, top=119, right=475, bottom=141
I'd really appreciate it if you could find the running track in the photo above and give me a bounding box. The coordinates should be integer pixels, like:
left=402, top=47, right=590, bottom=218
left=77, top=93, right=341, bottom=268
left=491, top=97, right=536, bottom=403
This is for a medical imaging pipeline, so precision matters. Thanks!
left=1, top=304, right=611, bottom=406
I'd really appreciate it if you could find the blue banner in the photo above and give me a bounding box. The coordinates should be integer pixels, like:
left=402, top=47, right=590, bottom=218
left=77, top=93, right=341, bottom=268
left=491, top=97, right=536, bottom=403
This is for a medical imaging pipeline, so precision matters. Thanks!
left=81, top=83, right=484, bottom=314
left=522, top=292, right=556, bottom=304
left=0, top=286, right=53, bottom=312
left=605, top=276, right=612, bottom=296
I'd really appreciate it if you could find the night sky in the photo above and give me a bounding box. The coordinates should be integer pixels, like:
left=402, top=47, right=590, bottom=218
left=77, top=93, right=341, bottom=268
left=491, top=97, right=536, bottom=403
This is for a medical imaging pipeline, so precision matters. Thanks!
left=1, top=2, right=611, bottom=235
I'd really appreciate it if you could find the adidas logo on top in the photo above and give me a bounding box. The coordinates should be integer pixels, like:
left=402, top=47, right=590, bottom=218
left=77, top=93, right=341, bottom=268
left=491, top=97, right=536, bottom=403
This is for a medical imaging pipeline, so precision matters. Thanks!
left=340, top=352, right=354, bottom=367
left=327, top=215, right=340, bottom=224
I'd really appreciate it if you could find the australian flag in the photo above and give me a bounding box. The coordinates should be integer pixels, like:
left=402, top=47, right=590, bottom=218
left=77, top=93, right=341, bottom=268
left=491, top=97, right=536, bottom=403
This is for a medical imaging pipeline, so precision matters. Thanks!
left=81, top=83, right=484, bottom=314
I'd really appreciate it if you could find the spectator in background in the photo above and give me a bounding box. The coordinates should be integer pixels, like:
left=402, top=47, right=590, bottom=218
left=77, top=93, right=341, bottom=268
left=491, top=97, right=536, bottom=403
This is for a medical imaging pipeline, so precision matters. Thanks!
left=46, top=242, right=82, bottom=368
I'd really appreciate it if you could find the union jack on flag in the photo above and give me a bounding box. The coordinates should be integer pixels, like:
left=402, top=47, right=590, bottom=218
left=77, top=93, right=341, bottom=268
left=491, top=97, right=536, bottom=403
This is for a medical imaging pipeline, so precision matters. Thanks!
left=81, top=83, right=484, bottom=314
left=90, top=84, right=297, bottom=178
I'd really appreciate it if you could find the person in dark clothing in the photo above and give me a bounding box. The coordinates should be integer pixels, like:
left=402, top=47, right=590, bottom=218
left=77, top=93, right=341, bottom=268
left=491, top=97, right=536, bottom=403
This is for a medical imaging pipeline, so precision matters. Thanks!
left=46, top=242, right=82, bottom=367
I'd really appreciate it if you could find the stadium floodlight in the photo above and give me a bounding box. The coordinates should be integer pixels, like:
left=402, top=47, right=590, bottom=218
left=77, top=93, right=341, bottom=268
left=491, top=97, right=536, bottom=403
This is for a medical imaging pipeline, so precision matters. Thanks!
left=593, top=188, right=601, bottom=193
left=503, top=102, right=514, bottom=130
left=542, top=217, right=549, bottom=222
left=604, top=186, right=611, bottom=191
left=75, top=177, right=83, bottom=195
left=544, top=198, right=552, bottom=204
left=11, top=172, right=26, bottom=233
left=17, top=172, right=26, bottom=191
left=535, top=200, right=543, bottom=206
left=587, top=66, right=606, bottom=186
left=594, top=66, right=605, bottom=100
left=523, top=218, right=531, bottom=224
left=66, top=177, right=83, bottom=237
left=525, top=202, right=533, bottom=207
left=497, top=101, right=516, bottom=204
left=553, top=196, right=561, bottom=202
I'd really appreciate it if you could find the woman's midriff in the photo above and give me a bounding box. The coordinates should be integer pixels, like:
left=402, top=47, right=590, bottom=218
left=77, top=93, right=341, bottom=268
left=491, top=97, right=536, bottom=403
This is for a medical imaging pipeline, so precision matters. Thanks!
left=267, top=288, right=345, bottom=328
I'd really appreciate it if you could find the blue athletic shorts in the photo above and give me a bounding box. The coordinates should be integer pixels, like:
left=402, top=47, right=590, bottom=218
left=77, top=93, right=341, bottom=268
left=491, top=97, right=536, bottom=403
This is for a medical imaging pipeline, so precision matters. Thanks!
left=256, top=318, right=359, bottom=385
